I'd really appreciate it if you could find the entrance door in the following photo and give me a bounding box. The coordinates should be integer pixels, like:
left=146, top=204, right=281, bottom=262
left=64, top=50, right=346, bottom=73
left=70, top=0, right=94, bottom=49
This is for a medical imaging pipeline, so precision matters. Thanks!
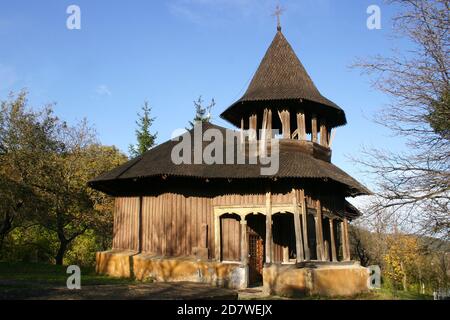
left=248, top=229, right=264, bottom=286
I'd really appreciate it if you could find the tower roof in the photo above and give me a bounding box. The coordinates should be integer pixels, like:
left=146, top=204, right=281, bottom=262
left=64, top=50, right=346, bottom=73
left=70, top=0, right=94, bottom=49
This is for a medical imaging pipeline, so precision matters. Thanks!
left=221, top=30, right=347, bottom=128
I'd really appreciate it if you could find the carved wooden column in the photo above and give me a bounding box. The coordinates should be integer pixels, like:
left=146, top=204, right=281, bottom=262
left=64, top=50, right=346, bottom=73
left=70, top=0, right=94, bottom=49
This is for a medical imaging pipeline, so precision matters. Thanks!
left=329, top=218, right=337, bottom=262
left=214, top=212, right=221, bottom=261
left=311, top=115, right=318, bottom=143
left=341, top=219, right=351, bottom=261
left=240, top=219, right=248, bottom=265
left=265, top=190, right=273, bottom=264
left=278, top=110, right=291, bottom=139
left=344, top=218, right=351, bottom=261
left=320, top=119, right=328, bottom=146
left=292, top=189, right=304, bottom=262
left=315, top=200, right=325, bottom=261
left=300, top=190, right=310, bottom=260
left=296, top=111, right=306, bottom=141
left=240, top=117, right=245, bottom=149
left=249, top=114, right=257, bottom=142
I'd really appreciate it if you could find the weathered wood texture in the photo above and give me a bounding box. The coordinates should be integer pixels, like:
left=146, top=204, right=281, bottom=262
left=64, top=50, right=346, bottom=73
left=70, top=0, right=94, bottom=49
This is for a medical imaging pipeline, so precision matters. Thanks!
left=112, top=197, right=140, bottom=251
left=213, top=192, right=293, bottom=206
left=221, top=214, right=241, bottom=261
left=113, top=194, right=214, bottom=258
left=111, top=189, right=349, bottom=262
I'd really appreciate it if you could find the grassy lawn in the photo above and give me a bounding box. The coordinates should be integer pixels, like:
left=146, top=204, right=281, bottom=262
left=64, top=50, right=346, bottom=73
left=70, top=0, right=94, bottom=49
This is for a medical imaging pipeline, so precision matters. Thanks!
left=0, top=261, right=137, bottom=287
left=241, top=289, right=433, bottom=300
left=302, top=288, right=432, bottom=300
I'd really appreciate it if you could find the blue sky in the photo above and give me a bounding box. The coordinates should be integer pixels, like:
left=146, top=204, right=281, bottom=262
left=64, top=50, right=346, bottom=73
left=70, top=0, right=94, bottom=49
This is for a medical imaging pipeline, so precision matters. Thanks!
left=0, top=0, right=409, bottom=191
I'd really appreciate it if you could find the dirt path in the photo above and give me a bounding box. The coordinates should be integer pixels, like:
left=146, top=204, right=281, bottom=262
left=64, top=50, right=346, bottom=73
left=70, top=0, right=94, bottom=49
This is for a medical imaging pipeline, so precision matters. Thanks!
left=0, top=280, right=237, bottom=300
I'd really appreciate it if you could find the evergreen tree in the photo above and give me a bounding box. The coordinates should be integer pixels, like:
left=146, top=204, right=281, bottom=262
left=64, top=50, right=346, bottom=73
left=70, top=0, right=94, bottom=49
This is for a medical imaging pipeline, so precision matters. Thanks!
left=188, top=96, right=215, bottom=128
left=129, top=101, right=157, bottom=158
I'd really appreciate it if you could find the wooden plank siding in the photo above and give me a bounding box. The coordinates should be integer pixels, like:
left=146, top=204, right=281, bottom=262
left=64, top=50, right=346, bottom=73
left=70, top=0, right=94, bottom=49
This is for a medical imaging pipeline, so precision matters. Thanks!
left=111, top=190, right=345, bottom=261
left=220, top=214, right=241, bottom=261
left=112, top=197, right=139, bottom=251
left=113, top=194, right=215, bottom=258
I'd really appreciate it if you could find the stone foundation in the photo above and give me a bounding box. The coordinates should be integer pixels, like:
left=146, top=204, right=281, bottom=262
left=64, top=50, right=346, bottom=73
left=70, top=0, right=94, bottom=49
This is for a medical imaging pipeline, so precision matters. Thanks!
left=263, top=262, right=369, bottom=297
left=95, top=250, right=137, bottom=278
left=96, top=250, right=247, bottom=289
left=96, top=251, right=369, bottom=296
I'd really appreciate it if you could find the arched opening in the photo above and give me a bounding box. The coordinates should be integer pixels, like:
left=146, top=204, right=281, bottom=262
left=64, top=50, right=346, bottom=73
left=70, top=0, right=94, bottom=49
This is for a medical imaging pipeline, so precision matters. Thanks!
left=307, top=213, right=317, bottom=260
left=246, top=213, right=265, bottom=286
left=220, top=213, right=241, bottom=262
left=322, top=216, right=332, bottom=261
left=272, top=212, right=296, bottom=263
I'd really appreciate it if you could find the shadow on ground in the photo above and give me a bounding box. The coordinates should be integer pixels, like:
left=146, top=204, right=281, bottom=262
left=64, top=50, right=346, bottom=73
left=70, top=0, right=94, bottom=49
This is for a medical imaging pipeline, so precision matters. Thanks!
left=0, top=280, right=237, bottom=300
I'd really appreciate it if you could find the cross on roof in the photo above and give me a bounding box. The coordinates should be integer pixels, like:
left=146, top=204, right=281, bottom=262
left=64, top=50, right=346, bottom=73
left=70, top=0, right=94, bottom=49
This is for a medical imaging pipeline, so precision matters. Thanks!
left=272, top=4, right=285, bottom=31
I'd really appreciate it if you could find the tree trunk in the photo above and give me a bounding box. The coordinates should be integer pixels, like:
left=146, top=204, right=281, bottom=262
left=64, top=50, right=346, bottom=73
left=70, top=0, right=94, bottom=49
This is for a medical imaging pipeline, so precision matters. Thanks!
left=0, top=234, right=5, bottom=259
left=401, top=261, right=408, bottom=291
left=0, top=212, right=13, bottom=254
left=55, top=240, right=67, bottom=265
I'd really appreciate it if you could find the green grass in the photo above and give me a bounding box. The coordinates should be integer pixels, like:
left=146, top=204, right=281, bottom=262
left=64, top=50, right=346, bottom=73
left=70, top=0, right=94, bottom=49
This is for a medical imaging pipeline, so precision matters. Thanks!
left=239, top=286, right=433, bottom=300
left=242, top=289, right=433, bottom=300
left=0, top=261, right=137, bottom=287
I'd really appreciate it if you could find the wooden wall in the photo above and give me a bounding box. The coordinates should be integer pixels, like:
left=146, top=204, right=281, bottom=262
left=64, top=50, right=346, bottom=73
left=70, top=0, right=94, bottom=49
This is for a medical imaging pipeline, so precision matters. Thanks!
left=111, top=189, right=345, bottom=261
left=112, top=194, right=214, bottom=257
left=112, top=197, right=139, bottom=251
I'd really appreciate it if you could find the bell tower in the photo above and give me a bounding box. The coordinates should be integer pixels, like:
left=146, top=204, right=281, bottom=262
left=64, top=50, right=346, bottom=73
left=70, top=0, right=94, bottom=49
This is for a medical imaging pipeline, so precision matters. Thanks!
left=220, top=28, right=346, bottom=161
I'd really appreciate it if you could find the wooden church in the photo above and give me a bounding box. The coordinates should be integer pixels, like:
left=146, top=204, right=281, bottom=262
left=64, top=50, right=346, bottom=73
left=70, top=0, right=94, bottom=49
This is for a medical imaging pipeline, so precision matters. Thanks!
left=90, top=23, right=371, bottom=296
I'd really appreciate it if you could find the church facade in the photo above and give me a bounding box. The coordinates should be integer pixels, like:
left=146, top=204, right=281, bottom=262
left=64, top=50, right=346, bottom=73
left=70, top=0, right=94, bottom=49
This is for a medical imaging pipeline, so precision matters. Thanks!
left=90, top=27, right=370, bottom=297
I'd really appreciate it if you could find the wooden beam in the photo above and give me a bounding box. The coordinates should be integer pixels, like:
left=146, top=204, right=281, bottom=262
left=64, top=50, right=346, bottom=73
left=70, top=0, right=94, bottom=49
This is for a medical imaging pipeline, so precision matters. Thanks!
left=249, top=114, right=257, bottom=141
left=343, top=218, right=351, bottom=261
left=320, top=119, right=328, bottom=146
left=329, top=218, right=337, bottom=262
left=315, top=199, right=325, bottom=261
left=324, top=240, right=330, bottom=261
left=240, top=117, right=244, bottom=147
left=265, top=189, right=273, bottom=264
left=311, top=115, right=318, bottom=143
left=300, top=190, right=310, bottom=260
left=292, top=189, right=304, bottom=262
left=138, top=196, right=143, bottom=253
left=214, top=212, right=221, bottom=261
left=240, top=219, right=248, bottom=265
left=278, top=110, right=291, bottom=139
left=296, top=111, right=306, bottom=141
left=340, top=219, right=349, bottom=261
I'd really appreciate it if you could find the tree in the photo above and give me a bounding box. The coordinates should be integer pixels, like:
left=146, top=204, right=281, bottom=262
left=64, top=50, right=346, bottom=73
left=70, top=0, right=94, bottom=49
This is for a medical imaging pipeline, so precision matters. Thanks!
left=353, top=0, right=449, bottom=239
left=349, top=225, right=371, bottom=266
left=129, top=101, right=157, bottom=158
left=37, top=123, right=127, bottom=265
left=0, top=91, right=128, bottom=264
left=83, top=145, right=128, bottom=250
left=188, top=96, right=215, bottom=128
left=383, top=233, right=423, bottom=291
left=0, top=91, right=52, bottom=254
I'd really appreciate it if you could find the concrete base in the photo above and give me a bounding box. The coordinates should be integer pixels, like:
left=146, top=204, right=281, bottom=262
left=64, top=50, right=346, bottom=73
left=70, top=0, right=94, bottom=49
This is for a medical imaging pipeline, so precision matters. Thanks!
left=96, top=250, right=247, bottom=289
left=263, top=262, right=369, bottom=297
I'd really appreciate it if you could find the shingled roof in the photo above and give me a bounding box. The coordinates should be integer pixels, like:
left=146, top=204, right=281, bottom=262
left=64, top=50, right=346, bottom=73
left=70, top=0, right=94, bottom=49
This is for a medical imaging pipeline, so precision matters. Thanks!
left=89, top=123, right=369, bottom=196
left=221, top=30, right=347, bottom=128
